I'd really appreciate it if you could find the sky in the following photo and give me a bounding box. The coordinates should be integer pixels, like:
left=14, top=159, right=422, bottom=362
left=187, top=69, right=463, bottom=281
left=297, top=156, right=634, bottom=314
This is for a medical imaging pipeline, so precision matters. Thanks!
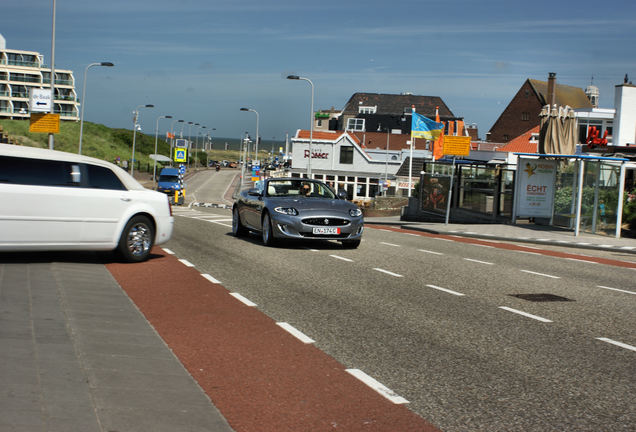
left=2, top=0, right=635, bottom=142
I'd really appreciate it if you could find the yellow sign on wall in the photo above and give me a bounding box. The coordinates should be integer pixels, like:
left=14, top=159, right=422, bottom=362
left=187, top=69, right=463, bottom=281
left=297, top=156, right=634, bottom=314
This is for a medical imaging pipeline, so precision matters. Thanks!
left=442, top=136, right=471, bottom=156
left=29, top=113, right=60, bottom=133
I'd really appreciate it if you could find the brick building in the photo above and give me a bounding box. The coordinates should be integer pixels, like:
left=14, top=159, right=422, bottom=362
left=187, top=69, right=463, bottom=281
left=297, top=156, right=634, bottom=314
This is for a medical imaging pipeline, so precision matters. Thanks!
left=487, top=73, right=592, bottom=143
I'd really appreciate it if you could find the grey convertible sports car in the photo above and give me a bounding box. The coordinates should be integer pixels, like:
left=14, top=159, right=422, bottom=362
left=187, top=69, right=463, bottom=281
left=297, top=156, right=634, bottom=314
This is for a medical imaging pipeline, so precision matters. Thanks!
left=232, top=178, right=364, bottom=247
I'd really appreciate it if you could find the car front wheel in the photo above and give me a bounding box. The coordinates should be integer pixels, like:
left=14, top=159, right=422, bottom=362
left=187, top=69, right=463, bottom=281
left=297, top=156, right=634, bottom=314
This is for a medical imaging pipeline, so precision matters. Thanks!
left=262, top=212, right=277, bottom=246
left=232, top=206, right=248, bottom=237
left=118, top=215, right=154, bottom=262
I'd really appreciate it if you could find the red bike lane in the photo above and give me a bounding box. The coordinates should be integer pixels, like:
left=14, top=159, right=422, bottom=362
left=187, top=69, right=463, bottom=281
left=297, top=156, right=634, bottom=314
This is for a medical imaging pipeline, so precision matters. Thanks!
left=107, top=250, right=440, bottom=432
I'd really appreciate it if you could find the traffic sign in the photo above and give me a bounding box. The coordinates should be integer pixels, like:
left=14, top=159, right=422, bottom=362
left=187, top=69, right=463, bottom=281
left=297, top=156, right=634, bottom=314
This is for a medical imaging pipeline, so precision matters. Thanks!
left=174, top=147, right=187, bottom=163
left=442, top=136, right=471, bottom=156
left=29, top=88, right=51, bottom=113
left=29, top=113, right=59, bottom=133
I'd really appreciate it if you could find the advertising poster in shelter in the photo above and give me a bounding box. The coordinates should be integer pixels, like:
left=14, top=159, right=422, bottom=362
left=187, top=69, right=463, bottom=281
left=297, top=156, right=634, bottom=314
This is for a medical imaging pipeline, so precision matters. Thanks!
left=420, top=174, right=451, bottom=213
left=515, top=157, right=557, bottom=217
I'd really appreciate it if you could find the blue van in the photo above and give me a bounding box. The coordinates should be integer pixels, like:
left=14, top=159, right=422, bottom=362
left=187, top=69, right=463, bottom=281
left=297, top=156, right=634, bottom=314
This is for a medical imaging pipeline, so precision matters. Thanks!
left=157, top=167, right=184, bottom=204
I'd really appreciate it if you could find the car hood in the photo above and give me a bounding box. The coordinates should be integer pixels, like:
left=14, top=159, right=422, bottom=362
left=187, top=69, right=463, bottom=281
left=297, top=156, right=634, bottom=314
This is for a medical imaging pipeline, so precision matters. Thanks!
left=267, top=197, right=358, bottom=213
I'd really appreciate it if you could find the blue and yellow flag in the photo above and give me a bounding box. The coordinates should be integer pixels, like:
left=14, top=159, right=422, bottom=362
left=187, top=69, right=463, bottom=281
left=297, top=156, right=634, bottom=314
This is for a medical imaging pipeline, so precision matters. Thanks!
left=411, top=111, right=445, bottom=140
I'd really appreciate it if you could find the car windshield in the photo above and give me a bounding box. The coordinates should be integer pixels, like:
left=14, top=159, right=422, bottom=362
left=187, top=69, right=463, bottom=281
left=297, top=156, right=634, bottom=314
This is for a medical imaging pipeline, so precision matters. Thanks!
left=159, top=175, right=179, bottom=183
left=265, top=179, right=336, bottom=199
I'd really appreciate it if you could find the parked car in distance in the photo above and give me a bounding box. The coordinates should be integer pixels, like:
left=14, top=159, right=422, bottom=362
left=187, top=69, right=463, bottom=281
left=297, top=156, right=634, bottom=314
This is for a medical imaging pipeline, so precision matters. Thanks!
left=232, top=178, right=363, bottom=248
left=0, top=144, right=174, bottom=262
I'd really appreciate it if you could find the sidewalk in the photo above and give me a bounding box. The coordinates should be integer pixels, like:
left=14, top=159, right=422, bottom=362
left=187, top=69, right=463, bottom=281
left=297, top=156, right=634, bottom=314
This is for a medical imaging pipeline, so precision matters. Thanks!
left=364, top=216, right=636, bottom=255
left=0, top=260, right=234, bottom=432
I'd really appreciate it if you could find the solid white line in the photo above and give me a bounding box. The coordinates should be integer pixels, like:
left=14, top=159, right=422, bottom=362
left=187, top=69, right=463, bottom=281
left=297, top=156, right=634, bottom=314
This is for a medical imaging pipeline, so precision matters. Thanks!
left=418, top=249, right=443, bottom=255
left=472, top=244, right=494, bottom=248
left=373, top=268, right=403, bottom=278
left=566, top=258, right=598, bottom=264
left=516, top=250, right=541, bottom=255
left=463, top=258, right=494, bottom=265
left=276, top=322, right=315, bottom=344
left=596, top=338, right=636, bottom=352
left=499, top=306, right=552, bottom=323
left=230, top=292, right=257, bottom=307
left=435, top=237, right=453, bottom=242
left=426, top=284, right=465, bottom=296
left=520, top=269, right=560, bottom=279
left=329, top=255, right=354, bottom=262
left=201, top=273, right=221, bottom=284
left=380, top=242, right=400, bottom=247
left=597, top=285, right=636, bottom=295
left=405, top=233, right=420, bottom=236
left=345, top=369, right=409, bottom=404
left=178, top=259, right=195, bottom=267
left=209, top=220, right=233, bottom=227
left=162, top=248, right=175, bottom=255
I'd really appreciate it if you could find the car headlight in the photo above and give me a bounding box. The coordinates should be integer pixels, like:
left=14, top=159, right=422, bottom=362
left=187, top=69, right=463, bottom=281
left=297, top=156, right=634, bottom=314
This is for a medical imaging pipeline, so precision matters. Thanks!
left=349, top=208, right=363, bottom=217
left=274, top=207, right=298, bottom=216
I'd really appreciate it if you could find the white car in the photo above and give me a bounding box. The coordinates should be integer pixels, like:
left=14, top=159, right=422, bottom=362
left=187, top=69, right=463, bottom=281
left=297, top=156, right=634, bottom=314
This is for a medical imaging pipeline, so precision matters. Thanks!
left=0, top=143, right=174, bottom=262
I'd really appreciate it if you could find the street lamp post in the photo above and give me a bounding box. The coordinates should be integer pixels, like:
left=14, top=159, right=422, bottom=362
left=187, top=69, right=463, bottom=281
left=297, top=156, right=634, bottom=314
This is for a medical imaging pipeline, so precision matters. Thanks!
left=78, top=61, right=114, bottom=154
left=286, top=75, right=314, bottom=178
left=169, top=119, right=184, bottom=164
left=240, top=108, right=259, bottom=166
left=187, top=121, right=193, bottom=167
left=193, top=123, right=201, bottom=168
left=153, top=115, right=172, bottom=186
left=131, top=104, right=154, bottom=176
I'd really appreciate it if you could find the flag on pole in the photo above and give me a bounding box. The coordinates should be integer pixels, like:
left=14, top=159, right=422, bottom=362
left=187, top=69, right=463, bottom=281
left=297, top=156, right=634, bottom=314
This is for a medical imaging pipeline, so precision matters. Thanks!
left=411, top=110, right=445, bottom=140
left=166, top=132, right=175, bottom=139
left=432, top=106, right=445, bottom=160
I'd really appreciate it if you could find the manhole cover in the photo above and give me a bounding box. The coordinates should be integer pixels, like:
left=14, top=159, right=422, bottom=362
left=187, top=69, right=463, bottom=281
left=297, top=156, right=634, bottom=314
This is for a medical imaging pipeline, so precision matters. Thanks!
left=510, top=293, right=573, bottom=302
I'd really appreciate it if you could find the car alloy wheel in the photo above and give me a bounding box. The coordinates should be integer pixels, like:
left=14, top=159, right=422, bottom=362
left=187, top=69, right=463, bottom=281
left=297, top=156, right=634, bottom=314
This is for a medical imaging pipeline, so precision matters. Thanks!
left=232, top=207, right=247, bottom=237
left=262, top=213, right=276, bottom=246
left=118, top=215, right=154, bottom=262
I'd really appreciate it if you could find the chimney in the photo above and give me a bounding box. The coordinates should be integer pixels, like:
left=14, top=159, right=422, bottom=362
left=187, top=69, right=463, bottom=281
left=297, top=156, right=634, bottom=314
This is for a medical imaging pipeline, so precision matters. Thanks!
left=547, top=72, right=557, bottom=106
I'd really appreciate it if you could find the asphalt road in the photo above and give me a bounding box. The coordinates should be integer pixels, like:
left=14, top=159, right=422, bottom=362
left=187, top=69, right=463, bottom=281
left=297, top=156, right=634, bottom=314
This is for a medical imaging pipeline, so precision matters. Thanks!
left=165, top=170, right=636, bottom=431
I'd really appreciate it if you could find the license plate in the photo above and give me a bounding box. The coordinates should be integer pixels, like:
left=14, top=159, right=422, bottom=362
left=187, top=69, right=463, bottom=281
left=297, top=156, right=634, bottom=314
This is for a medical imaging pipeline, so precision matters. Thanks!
left=312, top=227, right=340, bottom=235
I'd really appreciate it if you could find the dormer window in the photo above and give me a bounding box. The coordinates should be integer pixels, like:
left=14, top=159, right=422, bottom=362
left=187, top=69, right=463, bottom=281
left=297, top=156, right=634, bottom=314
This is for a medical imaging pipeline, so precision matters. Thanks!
left=358, top=106, right=376, bottom=114
left=346, top=118, right=365, bottom=132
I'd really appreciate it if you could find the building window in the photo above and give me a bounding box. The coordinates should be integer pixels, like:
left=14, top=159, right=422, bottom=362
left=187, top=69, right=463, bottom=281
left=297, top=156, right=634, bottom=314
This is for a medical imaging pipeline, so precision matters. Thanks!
left=340, top=146, right=353, bottom=164
left=521, top=112, right=530, bottom=121
left=346, top=118, right=365, bottom=132
left=358, top=106, right=377, bottom=114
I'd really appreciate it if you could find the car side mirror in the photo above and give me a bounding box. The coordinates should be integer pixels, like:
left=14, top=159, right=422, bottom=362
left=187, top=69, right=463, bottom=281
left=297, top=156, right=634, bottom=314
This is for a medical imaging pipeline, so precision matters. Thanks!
left=337, top=190, right=347, bottom=200
left=247, top=188, right=262, bottom=197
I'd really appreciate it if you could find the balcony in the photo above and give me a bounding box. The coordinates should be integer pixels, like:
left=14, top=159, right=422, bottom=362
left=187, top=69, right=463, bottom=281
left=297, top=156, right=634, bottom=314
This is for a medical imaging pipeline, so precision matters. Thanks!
left=6, top=60, right=40, bottom=68
left=8, top=75, right=41, bottom=84
left=42, top=78, right=74, bottom=86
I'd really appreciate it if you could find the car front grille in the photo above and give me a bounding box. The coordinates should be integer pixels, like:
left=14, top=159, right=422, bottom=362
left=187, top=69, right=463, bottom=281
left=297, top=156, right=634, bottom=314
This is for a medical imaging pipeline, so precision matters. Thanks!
left=302, top=217, right=350, bottom=226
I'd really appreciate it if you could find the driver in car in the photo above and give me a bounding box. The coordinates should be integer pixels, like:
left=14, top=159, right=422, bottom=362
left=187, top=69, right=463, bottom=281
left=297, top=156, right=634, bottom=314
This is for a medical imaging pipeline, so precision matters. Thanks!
left=301, top=183, right=311, bottom=196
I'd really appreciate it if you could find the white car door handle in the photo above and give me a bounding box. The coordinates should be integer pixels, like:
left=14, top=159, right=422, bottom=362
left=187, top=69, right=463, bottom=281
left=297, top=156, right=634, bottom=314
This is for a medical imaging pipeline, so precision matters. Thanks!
left=120, top=197, right=132, bottom=202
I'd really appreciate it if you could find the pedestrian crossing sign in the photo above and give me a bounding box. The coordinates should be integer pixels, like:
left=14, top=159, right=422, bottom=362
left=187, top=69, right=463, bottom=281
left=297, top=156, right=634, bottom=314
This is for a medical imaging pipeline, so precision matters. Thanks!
left=174, top=147, right=187, bottom=163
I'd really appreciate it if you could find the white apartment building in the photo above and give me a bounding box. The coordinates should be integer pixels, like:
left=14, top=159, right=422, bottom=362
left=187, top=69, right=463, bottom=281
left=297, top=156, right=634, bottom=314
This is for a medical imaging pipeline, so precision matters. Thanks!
left=0, top=34, right=79, bottom=121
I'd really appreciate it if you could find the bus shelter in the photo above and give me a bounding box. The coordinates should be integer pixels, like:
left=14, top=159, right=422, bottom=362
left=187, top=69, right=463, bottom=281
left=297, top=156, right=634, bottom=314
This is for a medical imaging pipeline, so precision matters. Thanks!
left=512, top=153, right=631, bottom=238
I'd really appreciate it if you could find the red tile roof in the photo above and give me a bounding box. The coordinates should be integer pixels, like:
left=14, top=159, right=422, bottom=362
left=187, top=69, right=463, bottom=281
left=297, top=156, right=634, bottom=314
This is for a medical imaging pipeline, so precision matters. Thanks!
left=295, top=130, right=361, bottom=144
left=496, top=126, right=540, bottom=153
